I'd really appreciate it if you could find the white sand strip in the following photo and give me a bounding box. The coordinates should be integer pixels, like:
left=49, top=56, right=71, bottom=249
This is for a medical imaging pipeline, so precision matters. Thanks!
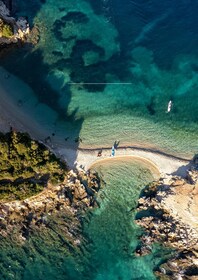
left=57, top=146, right=190, bottom=178
left=0, top=67, right=191, bottom=177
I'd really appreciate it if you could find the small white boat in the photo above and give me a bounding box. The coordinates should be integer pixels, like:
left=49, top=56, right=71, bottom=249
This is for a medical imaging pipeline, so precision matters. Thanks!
left=167, top=100, right=172, bottom=113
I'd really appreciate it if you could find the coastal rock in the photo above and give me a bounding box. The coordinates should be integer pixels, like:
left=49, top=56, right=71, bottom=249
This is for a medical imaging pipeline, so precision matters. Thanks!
left=0, top=0, right=9, bottom=16
left=0, top=168, right=100, bottom=245
left=187, top=169, right=198, bottom=185
left=193, top=154, right=198, bottom=165
left=0, top=0, right=31, bottom=45
left=136, top=167, right=198, bottom=279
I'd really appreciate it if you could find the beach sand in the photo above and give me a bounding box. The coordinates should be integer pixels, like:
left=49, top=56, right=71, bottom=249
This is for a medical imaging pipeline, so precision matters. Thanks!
left=0, top=66, right=191, bottom=177
left=1, top=66, right=197, bottom=255
left=58, top=147, right=190, bottom=177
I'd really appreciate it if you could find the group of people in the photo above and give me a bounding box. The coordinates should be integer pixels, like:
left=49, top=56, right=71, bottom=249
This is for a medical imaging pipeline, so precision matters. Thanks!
left=97, top=141, right=120, bottom=158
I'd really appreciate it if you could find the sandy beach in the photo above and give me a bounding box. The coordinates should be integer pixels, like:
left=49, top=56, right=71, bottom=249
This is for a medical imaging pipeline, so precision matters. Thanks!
left=57, top=146, right=190, bottom=177
left=0, top=66, right=192, bottom=177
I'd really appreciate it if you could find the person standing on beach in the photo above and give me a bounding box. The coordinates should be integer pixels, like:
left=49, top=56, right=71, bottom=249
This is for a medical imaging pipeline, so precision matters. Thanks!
left=111, top=145, right=115, bottom=157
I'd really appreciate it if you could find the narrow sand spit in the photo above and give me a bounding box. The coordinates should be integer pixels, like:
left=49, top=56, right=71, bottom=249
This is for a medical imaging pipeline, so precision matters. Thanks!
left=57, top=147, right=190, bottom=177
left=0, top=67, right=191, bottom=177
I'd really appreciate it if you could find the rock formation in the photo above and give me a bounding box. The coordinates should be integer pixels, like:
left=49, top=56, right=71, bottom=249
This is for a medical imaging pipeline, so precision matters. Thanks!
left=0, top=0, right=35, bottom=45
left=0, top=131, right=101, bottom=279
left=0, top=168, right=100, bottom=242
left=136, top=161, right=198, bottom=279
left=3, top=0, right=12, bottom=11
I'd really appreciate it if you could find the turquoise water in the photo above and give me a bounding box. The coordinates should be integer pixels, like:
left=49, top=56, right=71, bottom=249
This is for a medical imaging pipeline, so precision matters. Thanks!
left=0, top=159, right=173, bottom=280
left=81, top=159, right=165, bottom=280
left=0, top=0, right=197, bottom=157
left=0, top=0, right=197, bottom=279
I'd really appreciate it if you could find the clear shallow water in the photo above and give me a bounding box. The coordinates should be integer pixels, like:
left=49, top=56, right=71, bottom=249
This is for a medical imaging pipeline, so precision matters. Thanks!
left=0, top=0, right=197, bottom=279
left=82, top=159, right=163, bottom=280
left=0, top=159, right=173, bottom=280
left=0, top=0, right=197, bottom=157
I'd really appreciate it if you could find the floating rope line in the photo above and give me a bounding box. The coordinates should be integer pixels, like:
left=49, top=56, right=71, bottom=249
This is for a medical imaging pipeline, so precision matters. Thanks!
left=67, top=82, right=133, bottom=85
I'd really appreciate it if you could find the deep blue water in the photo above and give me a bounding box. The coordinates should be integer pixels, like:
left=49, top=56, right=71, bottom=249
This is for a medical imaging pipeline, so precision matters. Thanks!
left=0, top=0, right=197, bottom=155
left=0, top=0, right=198, bottom=279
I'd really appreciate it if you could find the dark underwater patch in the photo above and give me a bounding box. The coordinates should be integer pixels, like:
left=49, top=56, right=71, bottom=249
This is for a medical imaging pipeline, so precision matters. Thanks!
left=53, top=11, right=89, bottom=32
left=147, top=97, right=156, bottom=115
left=53, top=39, right=107, bottom=92
left=51, top=50, right=63, bottom=57
left=52, top=12, right=89, bottom=43
left=61, top=11, right=89, bottom=24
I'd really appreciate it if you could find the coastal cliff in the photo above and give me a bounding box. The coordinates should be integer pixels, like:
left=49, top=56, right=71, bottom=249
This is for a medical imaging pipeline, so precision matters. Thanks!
left=136, top=157, right=198, bottom=279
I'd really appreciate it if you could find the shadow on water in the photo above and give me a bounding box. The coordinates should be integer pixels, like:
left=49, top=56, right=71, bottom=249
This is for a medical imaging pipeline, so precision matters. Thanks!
left=0, top=46, right=84, bottom=165
left=0, top=0, right=86, bottom=169
left=0, top=0, right=133, bottom=168
left=0, top=1, right=197, bottom=279
left=0, top=50, right=85, bottom=280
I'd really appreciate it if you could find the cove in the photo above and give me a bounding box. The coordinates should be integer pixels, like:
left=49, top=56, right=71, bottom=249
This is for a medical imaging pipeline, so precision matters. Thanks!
left=79, top=158, right=172, bottom=280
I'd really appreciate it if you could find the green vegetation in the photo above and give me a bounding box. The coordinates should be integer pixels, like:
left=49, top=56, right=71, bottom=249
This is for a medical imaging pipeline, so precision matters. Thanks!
left=0, top=131, right=67, bottom=201
left=0, top=18, right=13, bottom=38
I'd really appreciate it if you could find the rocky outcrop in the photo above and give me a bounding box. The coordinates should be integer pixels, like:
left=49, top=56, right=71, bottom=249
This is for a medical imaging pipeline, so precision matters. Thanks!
left=3, top=0, right=12, bottom=12
left=0, top=167, right=101, bottom=279
left=0, top=169, right=100, bottom=244
left=0, top=0, right=35, bottom=45
left=135, top=165, right=198, bottom=279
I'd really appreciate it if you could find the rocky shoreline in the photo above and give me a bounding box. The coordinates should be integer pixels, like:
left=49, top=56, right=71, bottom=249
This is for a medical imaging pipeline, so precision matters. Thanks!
left=0, top=168, right=100, bottom=243
left=136, top=156, right=198, bottom=279
left=0, top=0, right=39, bottom=46
left=0, top=130, right=102, bottom=279
left=0, top=131, right=197, bottom=279
left=0, top=166, right=101, bottom=278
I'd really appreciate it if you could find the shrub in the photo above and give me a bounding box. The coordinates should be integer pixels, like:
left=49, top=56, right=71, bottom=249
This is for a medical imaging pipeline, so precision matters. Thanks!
left=0, top=19, right=13, bottom=38
left=0, top=131, right=68, bottom=201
